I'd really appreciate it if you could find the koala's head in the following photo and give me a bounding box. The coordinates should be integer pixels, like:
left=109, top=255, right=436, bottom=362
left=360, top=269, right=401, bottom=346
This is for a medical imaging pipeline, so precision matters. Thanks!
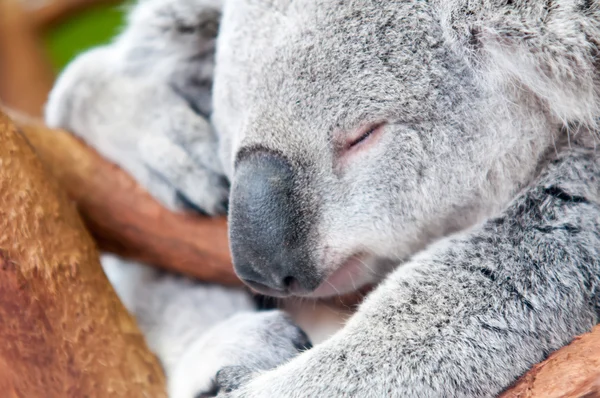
left=212, top=0, right=567, bottom=298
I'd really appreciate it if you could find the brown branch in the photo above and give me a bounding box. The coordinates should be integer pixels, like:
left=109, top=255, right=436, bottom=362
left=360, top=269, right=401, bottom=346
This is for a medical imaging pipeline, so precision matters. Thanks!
left=6, top=109, right=240, bottom=286
left=0, top=0, right=55, bottom=116
left=25, top=0, right=122, bottom=30
left=500, top=324, right=600, bottom=398
left=0, top=111, right=166, bottom=397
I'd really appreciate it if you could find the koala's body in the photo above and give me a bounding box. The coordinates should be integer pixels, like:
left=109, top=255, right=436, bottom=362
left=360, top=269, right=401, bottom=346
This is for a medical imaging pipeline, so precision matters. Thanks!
left=46, top=0, right=600, bottom=397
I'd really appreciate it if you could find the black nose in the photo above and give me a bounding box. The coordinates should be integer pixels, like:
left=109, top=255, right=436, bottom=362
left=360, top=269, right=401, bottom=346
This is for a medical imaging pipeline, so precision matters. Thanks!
left=229, top=151, right=319, bottom=296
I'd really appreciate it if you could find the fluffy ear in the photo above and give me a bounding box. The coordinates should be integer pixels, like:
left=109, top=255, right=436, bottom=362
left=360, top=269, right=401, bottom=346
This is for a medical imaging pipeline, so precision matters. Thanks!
left=443, top=1, right=600, bottom=128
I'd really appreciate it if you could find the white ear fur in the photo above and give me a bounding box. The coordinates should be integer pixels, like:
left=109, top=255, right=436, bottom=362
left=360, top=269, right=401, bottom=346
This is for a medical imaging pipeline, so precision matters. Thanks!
left=438, top=2, right=599, bottom=130
left=482, top=31, right=599, bottom=129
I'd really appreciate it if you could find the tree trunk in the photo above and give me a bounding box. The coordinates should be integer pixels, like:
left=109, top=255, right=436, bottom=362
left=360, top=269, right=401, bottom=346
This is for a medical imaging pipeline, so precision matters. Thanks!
left=0, top=111, right=166, bottom=397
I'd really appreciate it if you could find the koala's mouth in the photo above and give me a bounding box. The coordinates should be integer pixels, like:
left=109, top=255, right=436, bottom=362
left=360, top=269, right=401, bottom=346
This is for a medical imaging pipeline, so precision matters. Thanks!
left=301, top=254, right=375, bottom=298
left=243, top=254, right=375, bottom=299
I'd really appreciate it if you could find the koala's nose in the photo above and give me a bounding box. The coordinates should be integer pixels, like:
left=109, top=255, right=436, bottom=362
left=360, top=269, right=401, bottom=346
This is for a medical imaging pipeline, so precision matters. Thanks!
left=229, top=151, right=318, bottom=296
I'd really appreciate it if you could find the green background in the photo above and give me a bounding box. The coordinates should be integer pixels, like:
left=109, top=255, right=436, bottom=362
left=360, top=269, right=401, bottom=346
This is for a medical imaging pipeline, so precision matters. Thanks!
left=44, top=3, right=125, bottom=72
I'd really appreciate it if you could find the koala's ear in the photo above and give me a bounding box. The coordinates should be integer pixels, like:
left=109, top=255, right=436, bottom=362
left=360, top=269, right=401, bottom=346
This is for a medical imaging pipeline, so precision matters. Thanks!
left=451, top=9, right=600, bottom=127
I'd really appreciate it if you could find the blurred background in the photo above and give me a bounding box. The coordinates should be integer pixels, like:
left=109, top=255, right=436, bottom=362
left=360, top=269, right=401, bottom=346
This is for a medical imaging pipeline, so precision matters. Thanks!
left=0, top=0, right=126, bottom=117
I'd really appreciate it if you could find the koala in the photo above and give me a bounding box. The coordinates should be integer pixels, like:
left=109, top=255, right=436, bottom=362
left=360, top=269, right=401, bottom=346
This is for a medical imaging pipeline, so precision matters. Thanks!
left=46, top=0, right=600, bottom=397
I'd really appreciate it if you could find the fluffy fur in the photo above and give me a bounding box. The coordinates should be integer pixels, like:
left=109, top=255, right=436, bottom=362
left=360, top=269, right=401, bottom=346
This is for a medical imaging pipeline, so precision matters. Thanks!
left=46, top=0, right=600, bottom=396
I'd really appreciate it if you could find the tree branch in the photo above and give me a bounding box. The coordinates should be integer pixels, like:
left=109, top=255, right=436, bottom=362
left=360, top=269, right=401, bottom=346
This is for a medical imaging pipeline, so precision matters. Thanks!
left=7, top=108, right=240, bottom=286
left=0, top=110, right=166, bottom=397
left=499, top=326, right=600, bottom=397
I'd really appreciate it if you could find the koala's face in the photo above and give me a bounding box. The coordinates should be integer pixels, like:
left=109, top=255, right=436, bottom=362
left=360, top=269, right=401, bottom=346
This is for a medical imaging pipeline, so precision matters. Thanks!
left=212, top=0, right=556, bottom=298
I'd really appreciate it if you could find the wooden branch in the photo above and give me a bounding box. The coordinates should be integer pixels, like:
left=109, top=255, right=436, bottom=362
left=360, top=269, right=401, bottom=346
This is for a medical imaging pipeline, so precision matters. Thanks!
left=6, top=109, right=240, bottom=286
left=0, top=0, right=55, bottom=116
left=25, top=0, right=122, bottom=30
left=500, top=324, right=600, bottom=398
left=0, top=111, right=165, bottom=397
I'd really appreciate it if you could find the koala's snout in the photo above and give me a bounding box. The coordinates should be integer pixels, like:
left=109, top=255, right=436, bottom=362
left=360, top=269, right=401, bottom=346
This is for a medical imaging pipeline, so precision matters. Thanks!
left=229, top=150, right=319, bottom=297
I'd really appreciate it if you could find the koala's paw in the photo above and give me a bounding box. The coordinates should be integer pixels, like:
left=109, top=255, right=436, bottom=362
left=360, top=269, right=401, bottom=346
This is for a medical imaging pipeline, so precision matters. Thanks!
left=45, top=46, right=229, bottom=215
left=168, top=310, right=312, bottom=398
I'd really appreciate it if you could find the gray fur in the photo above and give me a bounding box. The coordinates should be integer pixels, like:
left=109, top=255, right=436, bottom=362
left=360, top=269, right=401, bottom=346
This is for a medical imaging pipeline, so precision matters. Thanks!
left=215, top=0, right=600, bottom=396
left=218, top=146, right=600, bottom=397
left=45, top=0, right=600, bottom=396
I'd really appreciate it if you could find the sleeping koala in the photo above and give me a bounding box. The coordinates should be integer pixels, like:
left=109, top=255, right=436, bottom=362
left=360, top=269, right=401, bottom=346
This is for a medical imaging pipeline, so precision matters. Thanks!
left=46, top=0, right=600, bottom=397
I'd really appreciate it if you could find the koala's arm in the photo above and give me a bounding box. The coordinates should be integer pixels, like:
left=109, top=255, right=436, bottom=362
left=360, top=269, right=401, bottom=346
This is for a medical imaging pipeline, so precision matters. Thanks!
left=101, top=255, right=311, bottom=398
left=219, top=147, right=600, bottom=398
left=45, top=0, right=228, bottom=214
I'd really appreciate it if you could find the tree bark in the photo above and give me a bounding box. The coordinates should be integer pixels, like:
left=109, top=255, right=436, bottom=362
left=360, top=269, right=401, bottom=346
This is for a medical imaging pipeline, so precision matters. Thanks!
left=499, top=326, right=600, bottom=398
left=0, top=111, right=166, bottom=397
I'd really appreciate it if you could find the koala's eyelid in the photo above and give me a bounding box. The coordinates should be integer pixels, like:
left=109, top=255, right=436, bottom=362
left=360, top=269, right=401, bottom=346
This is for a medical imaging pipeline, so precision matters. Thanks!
left=348, top=127, right=376, bottom=148
left=344, top=122, right=385, bottom=150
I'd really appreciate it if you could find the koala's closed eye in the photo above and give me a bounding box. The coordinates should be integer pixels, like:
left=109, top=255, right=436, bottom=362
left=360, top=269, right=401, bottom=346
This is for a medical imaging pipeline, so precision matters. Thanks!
left=342, top=122, right=385, bottom=153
